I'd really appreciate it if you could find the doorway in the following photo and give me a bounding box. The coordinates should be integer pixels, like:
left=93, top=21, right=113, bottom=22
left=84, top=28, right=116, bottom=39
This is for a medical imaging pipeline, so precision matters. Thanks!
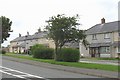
left=90, top=47, right=99, bottom=57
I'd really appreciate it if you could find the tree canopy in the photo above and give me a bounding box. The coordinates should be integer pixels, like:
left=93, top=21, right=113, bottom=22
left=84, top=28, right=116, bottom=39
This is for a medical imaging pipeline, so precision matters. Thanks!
left=46, top=14, right=88, bottom=60
left=0, top=16, right=12, bottom=43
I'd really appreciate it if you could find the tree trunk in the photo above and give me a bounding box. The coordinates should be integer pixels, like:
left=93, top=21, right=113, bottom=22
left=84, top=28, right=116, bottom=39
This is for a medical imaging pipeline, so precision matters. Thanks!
left=54, top=43, right=58, bottom=61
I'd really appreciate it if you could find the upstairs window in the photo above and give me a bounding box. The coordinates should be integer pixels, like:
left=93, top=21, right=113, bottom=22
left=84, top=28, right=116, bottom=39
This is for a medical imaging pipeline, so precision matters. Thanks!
left=92, top=34, right=97, bottom=40
left=104, top=33, right=110, bottom=39
left=118, top=32, right=120, bottom=37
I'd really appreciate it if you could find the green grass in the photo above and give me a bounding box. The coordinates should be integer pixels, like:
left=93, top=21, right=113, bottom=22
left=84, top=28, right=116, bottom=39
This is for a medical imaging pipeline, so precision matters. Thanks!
left=3, top=53, right=119, bottom=72
left=82, top=57, right=120, bottom=60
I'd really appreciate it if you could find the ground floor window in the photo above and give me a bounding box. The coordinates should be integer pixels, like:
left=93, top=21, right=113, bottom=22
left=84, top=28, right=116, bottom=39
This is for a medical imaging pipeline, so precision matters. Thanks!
left=100, top=46, right=110, bottom=53
left=118, top=46, right=120, bottom=53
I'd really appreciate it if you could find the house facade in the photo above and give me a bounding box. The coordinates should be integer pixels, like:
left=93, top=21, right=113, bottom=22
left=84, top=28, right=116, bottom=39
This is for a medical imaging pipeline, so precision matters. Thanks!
left=80, top=18, right=120, bottom=58
left=9, top=29, right=55, bottom=53
left=9, top=28, right=79, bottom=54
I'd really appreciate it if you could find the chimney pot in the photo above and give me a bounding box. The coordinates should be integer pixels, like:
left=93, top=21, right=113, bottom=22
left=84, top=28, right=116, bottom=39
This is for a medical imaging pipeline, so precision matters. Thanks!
left=19, top=33, right=21, bottom=37
left=101, top=18, right=105, bottom=24
left=27, top=32, right=29, bottom=35
left=38, top=28, right=41, bottom=33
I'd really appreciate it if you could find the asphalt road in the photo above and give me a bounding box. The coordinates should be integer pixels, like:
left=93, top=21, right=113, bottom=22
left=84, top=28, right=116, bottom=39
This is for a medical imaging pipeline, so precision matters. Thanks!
left=1, top=58, right=100, bottom=80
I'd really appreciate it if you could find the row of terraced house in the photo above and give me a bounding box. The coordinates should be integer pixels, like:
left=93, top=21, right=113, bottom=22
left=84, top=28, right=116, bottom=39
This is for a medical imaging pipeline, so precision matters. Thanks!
left=9, top=18, right=120, bottom=58
left=9, top=28, right=78, bottom=54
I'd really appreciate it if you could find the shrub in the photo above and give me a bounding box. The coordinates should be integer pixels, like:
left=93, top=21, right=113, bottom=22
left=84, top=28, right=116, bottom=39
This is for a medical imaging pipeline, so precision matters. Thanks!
left=2, top=50, right=6, bottom=54
left=31, top=44, right=54, bottom=59
left=58, top=48, right=80, bottom=62
left=31, top=44, right=45, bottom=55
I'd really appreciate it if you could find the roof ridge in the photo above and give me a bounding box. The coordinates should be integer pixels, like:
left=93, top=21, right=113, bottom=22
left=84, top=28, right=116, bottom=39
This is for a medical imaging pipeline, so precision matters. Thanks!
left=86, top=20, right=119, bottom=35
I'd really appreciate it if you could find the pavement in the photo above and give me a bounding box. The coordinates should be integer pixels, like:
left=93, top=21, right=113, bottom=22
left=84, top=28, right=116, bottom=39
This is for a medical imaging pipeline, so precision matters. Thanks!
left=2, top=56, right=119, bottom=79
left=79, top=58, right=119, bottom=65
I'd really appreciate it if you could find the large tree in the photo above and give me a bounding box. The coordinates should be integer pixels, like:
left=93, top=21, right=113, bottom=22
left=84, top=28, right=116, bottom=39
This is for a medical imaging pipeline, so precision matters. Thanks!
left=46, top=14, right=88, bottom=60
left=0, top=16, right=12, bottom=43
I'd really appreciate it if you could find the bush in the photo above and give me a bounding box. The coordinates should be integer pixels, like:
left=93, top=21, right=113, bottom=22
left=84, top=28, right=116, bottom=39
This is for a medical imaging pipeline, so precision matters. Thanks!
left=31, top=44, right=54, bottom=59
left=58, top=48, right=80, bottom=62
left=2, top=50, right=6, bottom=54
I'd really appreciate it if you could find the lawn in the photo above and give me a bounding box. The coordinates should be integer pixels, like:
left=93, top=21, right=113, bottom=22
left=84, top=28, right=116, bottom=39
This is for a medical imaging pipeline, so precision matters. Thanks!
left=3, top=53, right=119, bottom=72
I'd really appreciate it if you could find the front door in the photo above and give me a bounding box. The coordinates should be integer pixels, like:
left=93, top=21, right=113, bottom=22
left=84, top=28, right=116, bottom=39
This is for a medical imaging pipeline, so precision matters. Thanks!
left=90, top=48, right=99, bottom=57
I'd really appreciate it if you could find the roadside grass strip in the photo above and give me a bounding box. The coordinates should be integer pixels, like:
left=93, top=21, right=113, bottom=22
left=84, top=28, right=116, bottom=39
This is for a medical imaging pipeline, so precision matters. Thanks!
left=3, top=53, right=120, bottom=72
left=0, top=66, right=44, bottom=79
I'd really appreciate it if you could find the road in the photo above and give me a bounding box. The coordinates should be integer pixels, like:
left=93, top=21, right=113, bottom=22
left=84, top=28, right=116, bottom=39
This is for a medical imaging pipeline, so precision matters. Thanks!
left=1, top=58, right=99, bottom=80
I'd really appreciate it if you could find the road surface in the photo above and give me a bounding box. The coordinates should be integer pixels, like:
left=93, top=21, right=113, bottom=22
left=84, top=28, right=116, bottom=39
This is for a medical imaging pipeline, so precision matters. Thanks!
left=1, top=58, right=100, bottom=80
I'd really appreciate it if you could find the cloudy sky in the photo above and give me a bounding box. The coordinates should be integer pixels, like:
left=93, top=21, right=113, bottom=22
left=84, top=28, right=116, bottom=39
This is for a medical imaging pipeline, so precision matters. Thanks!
left=0, top=0, right=119, bottom=47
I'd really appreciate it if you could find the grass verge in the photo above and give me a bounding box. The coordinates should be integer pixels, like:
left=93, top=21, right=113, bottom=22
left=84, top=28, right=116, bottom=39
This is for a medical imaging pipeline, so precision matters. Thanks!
left=3, top=53, right=119, bottom=72
left=82, top=57, right=120, bottom=60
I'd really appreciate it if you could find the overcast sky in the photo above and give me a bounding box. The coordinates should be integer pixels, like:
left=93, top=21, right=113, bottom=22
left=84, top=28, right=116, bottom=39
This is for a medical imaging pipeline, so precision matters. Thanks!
left=0, top=0, right=119, bottom=47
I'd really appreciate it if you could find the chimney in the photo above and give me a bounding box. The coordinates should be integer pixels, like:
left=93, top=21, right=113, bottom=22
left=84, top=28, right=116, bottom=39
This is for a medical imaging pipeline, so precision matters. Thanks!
left=19, top=33, right=21, bottom=37
left=27, top=31, right=29, bottom=35
left=38, top=28, right=41, bottom=33
left=101, top=18, right=105, bottom=24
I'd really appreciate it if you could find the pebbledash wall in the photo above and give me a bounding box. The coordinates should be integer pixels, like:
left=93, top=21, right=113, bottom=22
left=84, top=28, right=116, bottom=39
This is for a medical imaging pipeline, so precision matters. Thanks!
left=79, top=18, right=120, bottom=58
left=9, top=30, right=55, bottom=53
left=9, top=29, right=79, bottom=53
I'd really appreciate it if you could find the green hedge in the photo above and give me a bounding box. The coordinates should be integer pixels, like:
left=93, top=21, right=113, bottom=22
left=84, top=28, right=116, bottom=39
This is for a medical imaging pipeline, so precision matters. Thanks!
left=1, top=50, right=6, bottom=54
left=31, top=44, right=54, bottom=59
left=58, top=48, right=80, bottom=62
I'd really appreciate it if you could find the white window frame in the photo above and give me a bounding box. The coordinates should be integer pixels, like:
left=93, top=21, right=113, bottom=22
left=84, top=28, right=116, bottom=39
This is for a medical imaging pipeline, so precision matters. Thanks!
left=101, top=47, right=110, bottom=53
left=92, top=34, right=97, bottom=40
left=105, top=47, right=110, bottom=52
left=117, top=47, right=120, bottom=53
left=118, top=32, right=120, bottom=37
left=104, top=33, right=110, bottom=39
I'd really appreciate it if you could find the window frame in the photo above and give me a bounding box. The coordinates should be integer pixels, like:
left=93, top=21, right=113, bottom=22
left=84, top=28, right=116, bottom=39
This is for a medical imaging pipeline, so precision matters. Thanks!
left=92, top=34, right=97, bottom=40
left=104, top=33, right=110, bottom=39
left=118, top=32, right=120, bottom=37
left=105, top=46, right=110, bottom=52
left=101, top=46, right=110, bottom=53
left=117, top=46, right=120, bottom=53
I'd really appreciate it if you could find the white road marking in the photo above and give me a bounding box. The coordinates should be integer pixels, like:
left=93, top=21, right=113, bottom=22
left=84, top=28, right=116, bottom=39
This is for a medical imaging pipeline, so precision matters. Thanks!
left=0, top=66, right=44, bottom=79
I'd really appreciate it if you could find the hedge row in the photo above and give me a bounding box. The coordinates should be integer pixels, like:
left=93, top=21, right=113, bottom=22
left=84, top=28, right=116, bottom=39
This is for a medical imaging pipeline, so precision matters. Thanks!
left=57, top=48, right=80, bottom=62
left=31, top=44, right=80, bottom=62
left=31, top=44, right=54, bottom=59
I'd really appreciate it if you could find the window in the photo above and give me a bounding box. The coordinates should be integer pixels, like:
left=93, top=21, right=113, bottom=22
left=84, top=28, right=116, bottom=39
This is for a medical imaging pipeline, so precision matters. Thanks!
left=92, top=34, right=97, bottom=40
left=119, top=32, right=120, bottom=37
left=106, top=47, right=110, bottom=52
left=118, top=47, right=120, bottom=53
left=101, top=47, right=110, bottom=53
left=104, top=33, right=110, bottom=39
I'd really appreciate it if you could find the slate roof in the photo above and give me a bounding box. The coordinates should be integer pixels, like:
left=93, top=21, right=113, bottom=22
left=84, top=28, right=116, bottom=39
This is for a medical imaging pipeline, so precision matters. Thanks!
left=89, top=41, right=120, bottom=47
left=11, top=31, right=48, bottom=42
left=18, top=42, right=26, bottom=47
left=86, top=21, right=120, bottom=35
left=89, top=42, right=112, bottom=47
left=112, top=41, right=120, bottom=47
left=12, top=42, right=26, bottom=47
left=64, top=42, right=79, bottom=48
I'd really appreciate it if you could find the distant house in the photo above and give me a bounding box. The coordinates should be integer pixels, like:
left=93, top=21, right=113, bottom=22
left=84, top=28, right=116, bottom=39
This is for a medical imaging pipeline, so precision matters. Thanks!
left=80, top=18, right=120, bottom=58
left=2, top=45, right=10, bottom=52
left=9, top=28, right=79, bottom=53
left=9, top=29, right=55, bottom=53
